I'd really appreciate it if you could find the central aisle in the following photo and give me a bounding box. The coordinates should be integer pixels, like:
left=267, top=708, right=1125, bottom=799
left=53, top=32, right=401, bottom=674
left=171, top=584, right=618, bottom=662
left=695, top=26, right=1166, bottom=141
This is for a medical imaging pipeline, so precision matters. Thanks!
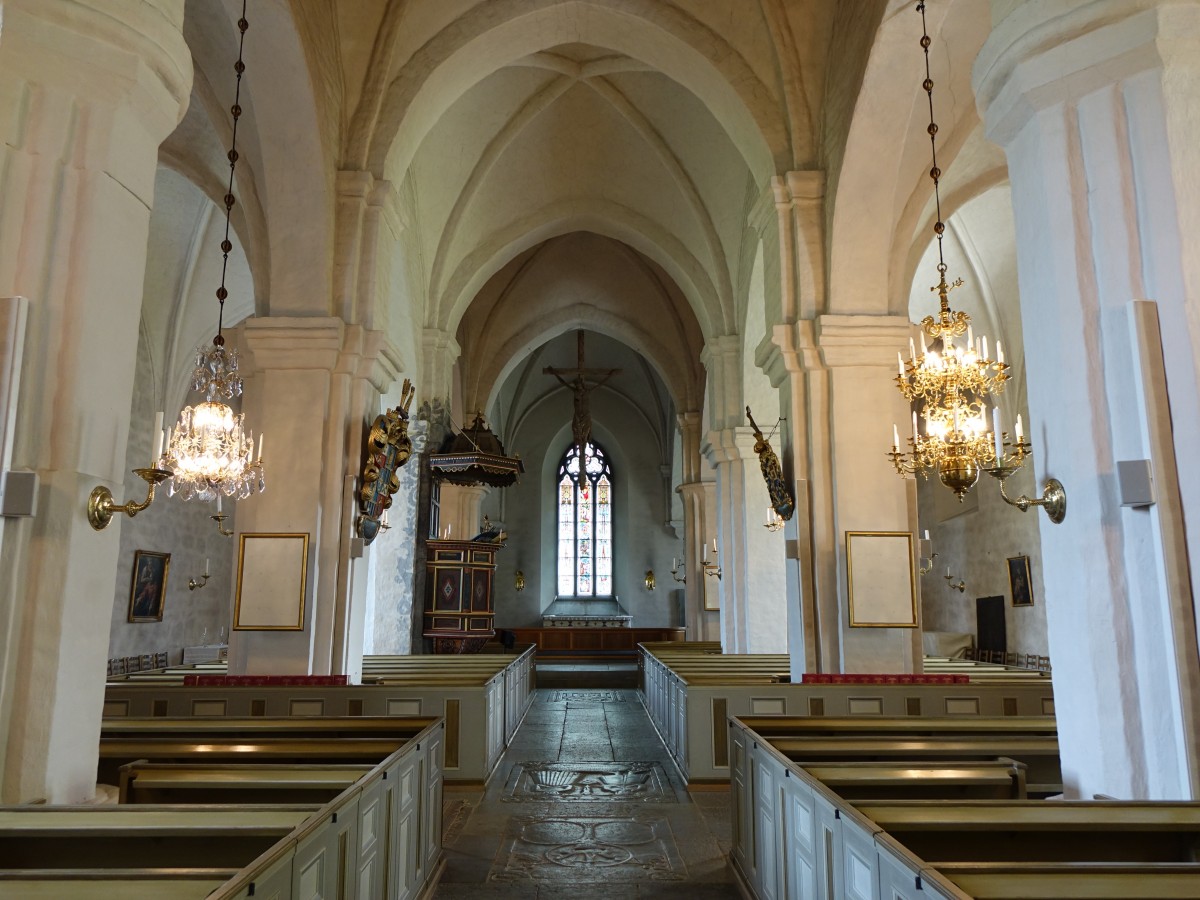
left=434, top=687, right=739, bottom=898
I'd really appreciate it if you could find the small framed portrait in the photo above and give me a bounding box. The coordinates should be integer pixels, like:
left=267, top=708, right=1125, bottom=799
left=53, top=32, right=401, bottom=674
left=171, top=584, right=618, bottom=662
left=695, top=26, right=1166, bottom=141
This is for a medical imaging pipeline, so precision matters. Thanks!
left=128, top=550, right=170, bottom=622
left=1008, top=555, right=1034, bottom=607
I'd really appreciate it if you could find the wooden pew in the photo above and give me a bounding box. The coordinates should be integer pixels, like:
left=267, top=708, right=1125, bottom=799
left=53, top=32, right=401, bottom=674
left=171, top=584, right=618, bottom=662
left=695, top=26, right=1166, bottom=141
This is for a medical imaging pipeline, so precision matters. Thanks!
left=98, top=737, right=404, bottom=785
left=931, top=862, right=1200, bottom=899
left=0, top=868, right=240, bottom=899
left=118, top=761, right=370, bottom=805
left=801, top=758, right=1027, bottom=800
left=770, top=734, right=1062, bottom=794
left=855, top=799, right=1200, bottom=863
left=0, top=805, right=313, bottom=869
left=739, top=715, right=1056, bottom=739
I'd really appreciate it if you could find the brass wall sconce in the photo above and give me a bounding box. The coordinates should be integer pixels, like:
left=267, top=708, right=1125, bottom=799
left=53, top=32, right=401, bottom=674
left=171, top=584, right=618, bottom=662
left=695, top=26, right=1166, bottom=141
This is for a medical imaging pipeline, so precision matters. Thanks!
left=985, top=419, right=1066, bottom=523
left=88, top=466, right=173, bottom=531
left=944, top=567, right=965, bottom=593
left=918, top=530, right=938, bottom=575
left=210, top=495, right=233, bottom=536
left=189, top=558, right=212, bottom=591
left=514, top=570, right=525, bottom=592
left=702, top=539, right=722, bottom=581
left=644, top=570, right=655, bottom=591
left=670, top=556, right=685, bottom=584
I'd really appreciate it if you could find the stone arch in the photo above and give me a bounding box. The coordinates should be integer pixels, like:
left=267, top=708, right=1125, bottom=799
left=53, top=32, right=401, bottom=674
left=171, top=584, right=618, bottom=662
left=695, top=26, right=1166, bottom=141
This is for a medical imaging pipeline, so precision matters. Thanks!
left=437, top=199, right=728, bottom=338
left=827, top=0, right=990, bottom=316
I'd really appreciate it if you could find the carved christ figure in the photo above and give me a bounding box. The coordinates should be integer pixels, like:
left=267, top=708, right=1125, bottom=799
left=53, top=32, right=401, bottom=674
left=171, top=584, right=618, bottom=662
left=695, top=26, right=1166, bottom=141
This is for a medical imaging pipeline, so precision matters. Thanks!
left=543, top=331, right=620, bottom=465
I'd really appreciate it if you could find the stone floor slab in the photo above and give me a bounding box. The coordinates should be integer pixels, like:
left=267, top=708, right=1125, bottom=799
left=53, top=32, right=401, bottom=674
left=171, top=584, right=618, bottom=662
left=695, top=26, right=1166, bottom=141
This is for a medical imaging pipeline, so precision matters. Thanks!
left=501, top=761, right=675, bottom=803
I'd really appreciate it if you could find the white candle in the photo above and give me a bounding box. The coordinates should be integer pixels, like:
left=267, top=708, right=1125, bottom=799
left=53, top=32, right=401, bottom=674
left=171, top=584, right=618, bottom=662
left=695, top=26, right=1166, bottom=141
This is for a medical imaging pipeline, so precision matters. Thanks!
left=996, top=340, right=1005, bottom=365
left=981, top=335, right=988, bottom=362
left=702, top=543, right=708, bottom=562
left=967, top=325, right=973, bottom=347
left=217, top=494, right=223, bottom=514
left=897, top=352, right=905, bottom=378
left=672, top=557, right=677, bottom=570
left=946, top=566, right=951, bottom=578
left=909, top=337, right=916, bottom=359
left=919, top=332, right=928, bottom=355
left=992, top=407, right=1003, bottom=460
left=712, top=538, right=718, bottom=553
left=447, top=523, right=452, bottom=538
left=257, top=433, right=264, bottom=460
left=893, top=423, right=900, bottom=449
left=1015, top=414, right=1023, bottom=441
left=923, top=529, right=930, bottom=541
left=205, top=557, right=210, bottom=576
left=151, top=411, right=164, bottom=461
left=912, top=411, right=918, bottom=440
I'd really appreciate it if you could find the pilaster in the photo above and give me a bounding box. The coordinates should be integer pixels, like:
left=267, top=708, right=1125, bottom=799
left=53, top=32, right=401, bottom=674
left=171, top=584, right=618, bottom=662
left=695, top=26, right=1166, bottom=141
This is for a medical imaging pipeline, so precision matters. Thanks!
left=0, top=0, right=191, bottom=804
left=975, top=0, right=1200, bottom=799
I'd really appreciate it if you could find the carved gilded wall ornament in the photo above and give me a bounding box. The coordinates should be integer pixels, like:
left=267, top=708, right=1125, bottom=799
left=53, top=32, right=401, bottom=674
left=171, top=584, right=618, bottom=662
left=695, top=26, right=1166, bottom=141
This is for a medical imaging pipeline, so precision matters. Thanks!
left=357, top=379, right=415, bottom=544
left=746, top=406, right=794, bottom=521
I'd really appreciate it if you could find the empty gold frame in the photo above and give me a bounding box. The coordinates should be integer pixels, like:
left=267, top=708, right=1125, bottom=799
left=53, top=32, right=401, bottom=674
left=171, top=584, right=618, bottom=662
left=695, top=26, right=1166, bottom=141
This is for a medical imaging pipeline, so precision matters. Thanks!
left=234, top=532, right=309, bottom=631
left=846, top=531, right=918, bottom=628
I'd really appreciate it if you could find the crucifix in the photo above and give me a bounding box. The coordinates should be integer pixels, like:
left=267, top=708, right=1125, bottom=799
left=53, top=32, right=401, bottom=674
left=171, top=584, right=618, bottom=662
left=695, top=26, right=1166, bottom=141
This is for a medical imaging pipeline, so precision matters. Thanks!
left=543, top=330, right=620, bottom=467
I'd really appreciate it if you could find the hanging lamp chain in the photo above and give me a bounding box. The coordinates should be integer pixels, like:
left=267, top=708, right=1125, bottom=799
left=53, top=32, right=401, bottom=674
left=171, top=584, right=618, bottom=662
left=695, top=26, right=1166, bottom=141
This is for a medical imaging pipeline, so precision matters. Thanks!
left=215, top=0, right=249, bottom=345
left=916, top=0, right=966, bottom=337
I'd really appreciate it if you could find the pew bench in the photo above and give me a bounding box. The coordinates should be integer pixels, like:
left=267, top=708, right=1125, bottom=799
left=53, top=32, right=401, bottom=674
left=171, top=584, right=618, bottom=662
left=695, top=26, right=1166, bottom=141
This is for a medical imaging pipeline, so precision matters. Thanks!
left=771, top=735, right=1062, bottom=795
left=0, top=806, right=313, bottom=869
left=739, top=715, right=1056, bottom=739
left=801, top=758, right=1028, bottom=800
left=0, top=868, right=240, bottom=899
left=931, top=862, right=1200, bottom=899
left=855, top=799, right=1200, bottom=863
left=98, top=737, right=405, bottom=785
left=118, top=761, right=371, bottom=805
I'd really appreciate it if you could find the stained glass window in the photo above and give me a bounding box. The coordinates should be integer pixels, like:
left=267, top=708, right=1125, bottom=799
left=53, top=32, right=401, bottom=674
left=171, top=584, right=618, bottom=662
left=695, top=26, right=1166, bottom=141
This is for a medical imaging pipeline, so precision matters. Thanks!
left=555, top=441, right=613, bottom=598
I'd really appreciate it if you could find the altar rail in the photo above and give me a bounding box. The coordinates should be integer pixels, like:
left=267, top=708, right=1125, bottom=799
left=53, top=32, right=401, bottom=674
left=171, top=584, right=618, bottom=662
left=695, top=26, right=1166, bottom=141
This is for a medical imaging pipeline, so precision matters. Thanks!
left=103, top=647, right=535, bottom=783
left=638, top=645, right=1055, bottom=783
left=507, top=626, right=684, bottom=657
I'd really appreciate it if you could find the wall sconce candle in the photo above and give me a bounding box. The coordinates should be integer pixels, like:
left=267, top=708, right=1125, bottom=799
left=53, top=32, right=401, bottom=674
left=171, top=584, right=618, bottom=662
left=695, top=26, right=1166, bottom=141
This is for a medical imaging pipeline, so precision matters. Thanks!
left=644, top=570, right=655, bottom=591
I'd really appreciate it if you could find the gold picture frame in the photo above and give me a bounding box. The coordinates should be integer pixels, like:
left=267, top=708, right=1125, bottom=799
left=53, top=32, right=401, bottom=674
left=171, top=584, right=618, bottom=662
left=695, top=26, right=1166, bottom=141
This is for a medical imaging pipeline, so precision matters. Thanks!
left=846, top=531, right=918, bottom=628
left=233, top=533, right=310, bottom=631
left=1008, top=554, right=1034, bottom=607
left=128, top=550, right=170, bottom=622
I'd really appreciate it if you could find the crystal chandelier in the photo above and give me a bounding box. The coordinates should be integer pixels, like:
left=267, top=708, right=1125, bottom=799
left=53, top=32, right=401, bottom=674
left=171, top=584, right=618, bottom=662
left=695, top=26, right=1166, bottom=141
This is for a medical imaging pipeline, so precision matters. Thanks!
left=887, top=2, right=1064, bottom=522
left=161, top=1, right=264, bottom=503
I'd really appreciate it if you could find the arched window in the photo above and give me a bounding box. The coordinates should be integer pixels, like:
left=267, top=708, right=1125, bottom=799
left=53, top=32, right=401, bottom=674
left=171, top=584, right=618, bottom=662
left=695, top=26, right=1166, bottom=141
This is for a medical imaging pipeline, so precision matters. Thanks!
left=556, top=441, right=613, bottom=597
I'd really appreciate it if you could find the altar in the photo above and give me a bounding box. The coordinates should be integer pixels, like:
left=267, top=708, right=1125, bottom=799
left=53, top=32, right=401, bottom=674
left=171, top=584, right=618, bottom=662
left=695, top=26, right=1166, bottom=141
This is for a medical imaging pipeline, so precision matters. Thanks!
left=541, top=598, right=631, bottom=628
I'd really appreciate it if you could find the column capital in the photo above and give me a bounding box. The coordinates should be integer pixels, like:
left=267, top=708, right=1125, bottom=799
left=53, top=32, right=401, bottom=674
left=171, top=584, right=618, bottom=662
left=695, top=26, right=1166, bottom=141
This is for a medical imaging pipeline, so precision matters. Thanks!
left=701, top=426, right=758, bottom=468
left=974, top=0, right=1183, bottom=146
left=420, top=328, right=461, bottom=405
left=241, top=317, right=348, bottom=371
left=338, top=325, right=404, bottom=394
left=816, top=314, right=912, bottom=368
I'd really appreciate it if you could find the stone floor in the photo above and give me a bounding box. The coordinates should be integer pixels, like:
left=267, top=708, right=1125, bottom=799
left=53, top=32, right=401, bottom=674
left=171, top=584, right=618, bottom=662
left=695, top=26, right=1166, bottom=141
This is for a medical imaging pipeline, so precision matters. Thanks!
left=434, top=687, right=739, bottom=899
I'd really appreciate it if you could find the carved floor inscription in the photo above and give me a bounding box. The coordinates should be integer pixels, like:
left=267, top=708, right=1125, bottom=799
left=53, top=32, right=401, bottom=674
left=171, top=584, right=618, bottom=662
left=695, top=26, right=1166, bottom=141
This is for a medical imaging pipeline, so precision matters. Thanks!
left=503, top=761, right=674, bottom=803
left=550, top=690, right=624, bottom=703
left=490, top=814, right=686, bottom=883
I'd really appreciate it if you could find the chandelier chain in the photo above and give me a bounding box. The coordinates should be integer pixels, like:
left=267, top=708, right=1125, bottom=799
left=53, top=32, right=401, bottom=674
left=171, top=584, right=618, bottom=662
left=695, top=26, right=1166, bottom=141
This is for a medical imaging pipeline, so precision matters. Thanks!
left=216, top=0, right=249, bottom=343
left=916, top=0, right=950, bottom=312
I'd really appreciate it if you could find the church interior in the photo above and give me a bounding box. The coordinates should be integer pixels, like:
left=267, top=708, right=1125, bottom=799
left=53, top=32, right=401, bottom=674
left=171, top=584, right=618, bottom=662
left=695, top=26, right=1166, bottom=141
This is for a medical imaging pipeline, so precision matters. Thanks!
left=2, top=0, right=1200, bottom=897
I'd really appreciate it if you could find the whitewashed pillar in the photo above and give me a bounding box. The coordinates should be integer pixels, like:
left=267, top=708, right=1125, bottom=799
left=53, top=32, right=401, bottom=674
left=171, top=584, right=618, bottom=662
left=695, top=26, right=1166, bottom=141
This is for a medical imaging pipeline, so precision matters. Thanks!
left=974, top=0, right=1200, bottom=798
left=0, top=0, right=191, bottom=803
left=814, top=315, right=920, bottom=673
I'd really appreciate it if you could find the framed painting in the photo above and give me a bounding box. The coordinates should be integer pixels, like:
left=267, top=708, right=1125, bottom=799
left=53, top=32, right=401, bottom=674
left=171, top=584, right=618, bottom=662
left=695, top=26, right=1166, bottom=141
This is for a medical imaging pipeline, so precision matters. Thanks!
left=1008, top=555, right=1034, bottom=607
left=234, top=533, right=310, bottom=631
left=846, top=531, right=917, bottom=627
left=128, top=550, right=170, bottom=622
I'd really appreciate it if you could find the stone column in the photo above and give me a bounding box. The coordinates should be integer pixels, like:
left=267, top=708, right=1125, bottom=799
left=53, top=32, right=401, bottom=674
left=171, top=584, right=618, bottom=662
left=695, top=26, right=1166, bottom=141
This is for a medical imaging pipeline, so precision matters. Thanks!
left=703, top=427, right=787, bottom=653
left=974, top=0, right=1200, bottom=799
left=0, top=0, right=191, bottom=803
left=814, top=315, right=920, bottom=673
left=674, top=411, right=715, bottom=638
left=229, top=319, right=401, bottom=681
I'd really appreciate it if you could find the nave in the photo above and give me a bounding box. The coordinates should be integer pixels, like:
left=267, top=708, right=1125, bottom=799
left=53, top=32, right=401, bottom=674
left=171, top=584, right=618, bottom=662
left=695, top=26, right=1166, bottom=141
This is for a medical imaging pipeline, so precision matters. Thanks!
left=435, top=687, right=736, bottom=899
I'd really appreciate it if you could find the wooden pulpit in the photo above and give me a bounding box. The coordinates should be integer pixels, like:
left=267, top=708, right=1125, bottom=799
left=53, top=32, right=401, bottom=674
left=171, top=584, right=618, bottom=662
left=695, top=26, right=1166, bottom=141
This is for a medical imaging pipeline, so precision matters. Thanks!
left=423, top=539, right=499, bottom=653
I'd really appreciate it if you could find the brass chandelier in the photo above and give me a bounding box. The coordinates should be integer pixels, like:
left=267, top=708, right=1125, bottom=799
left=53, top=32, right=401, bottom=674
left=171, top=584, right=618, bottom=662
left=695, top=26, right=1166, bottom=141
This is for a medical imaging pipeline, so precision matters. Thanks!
left=161, top=1, right=264, bottom=503
left=887, top=1, right=1065, bottom=523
